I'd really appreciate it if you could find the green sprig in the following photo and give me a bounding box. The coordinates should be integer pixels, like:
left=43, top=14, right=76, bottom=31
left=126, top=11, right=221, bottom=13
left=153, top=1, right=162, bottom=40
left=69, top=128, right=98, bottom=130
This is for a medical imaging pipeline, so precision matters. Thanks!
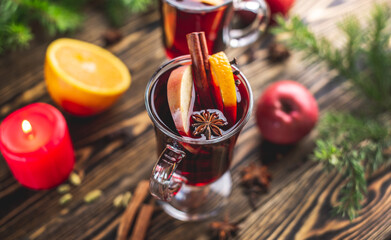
left=0, top=0, right=153, bottom=54
left=272, top=4, right=391, bottom=111
left=313, top=112, right=391, bottom=220
left=272, top=4, right=391, bottom=220
left=105, top=0, right=154, bottom=26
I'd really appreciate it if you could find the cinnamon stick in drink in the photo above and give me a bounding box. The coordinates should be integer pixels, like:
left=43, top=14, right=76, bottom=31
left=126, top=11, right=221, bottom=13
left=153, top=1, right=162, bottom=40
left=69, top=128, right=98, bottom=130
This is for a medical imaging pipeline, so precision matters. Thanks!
left=186, top=32, right=215, bottom=108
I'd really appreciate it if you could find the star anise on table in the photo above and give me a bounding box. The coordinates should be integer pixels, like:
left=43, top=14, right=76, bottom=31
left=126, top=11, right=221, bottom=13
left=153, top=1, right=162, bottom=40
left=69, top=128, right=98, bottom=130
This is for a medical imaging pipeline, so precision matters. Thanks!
left=210, top=218, right=240, bottom=240
left=102, top=29, right=123, bottom=46
left=268, top=42, right=291, bottom=62
left=240, top=162, right=272, bottom=209
left=192, top=110, right=226, bottom=140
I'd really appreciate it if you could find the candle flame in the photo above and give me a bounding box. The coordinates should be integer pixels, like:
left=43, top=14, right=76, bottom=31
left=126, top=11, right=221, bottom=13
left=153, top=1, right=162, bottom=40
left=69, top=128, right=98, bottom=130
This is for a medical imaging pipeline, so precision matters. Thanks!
left=22, top=120, right=32, bottom=134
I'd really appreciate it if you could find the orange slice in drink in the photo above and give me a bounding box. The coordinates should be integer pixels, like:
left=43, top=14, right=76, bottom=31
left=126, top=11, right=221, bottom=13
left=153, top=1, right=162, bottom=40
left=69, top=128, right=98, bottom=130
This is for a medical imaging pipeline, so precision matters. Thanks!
left=200, top=0, right=223, bottom=5
left=44, top=38, right=131, bottom=116
left=209, top=51, right=237, bottom=123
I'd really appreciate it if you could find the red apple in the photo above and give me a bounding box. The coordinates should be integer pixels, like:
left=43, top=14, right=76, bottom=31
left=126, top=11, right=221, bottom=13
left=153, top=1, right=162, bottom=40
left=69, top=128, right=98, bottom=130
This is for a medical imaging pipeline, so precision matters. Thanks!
left=266, top=0, right=295, bottom=21
left=256, top=80, right=318, bottom=144
left=167, top=65, right=195, bottom=136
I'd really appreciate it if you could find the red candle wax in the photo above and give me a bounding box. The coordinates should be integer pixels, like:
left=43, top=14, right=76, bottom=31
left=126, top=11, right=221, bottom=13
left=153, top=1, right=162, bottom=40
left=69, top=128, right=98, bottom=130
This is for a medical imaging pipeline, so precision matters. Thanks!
left=0, top=103, right=75, bottom=190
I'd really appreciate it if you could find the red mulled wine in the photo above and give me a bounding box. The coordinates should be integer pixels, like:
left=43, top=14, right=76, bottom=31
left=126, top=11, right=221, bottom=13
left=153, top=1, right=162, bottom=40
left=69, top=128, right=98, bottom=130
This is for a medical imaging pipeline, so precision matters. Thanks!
left=159, top=0, right=233, bottom=59
left=149, top=62, right=251, bottom=186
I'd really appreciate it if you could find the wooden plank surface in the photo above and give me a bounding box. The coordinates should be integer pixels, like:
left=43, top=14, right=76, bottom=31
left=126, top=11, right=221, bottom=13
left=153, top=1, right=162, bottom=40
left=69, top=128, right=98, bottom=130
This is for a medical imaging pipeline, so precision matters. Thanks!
left=1, top=0, right=390, bottom=239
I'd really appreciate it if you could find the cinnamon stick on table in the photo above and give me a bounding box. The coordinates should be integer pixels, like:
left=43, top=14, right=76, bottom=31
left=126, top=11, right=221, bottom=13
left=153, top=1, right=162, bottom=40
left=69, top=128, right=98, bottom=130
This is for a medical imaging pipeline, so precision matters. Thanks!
left=116, top=180, right=150, bottom=240
left=186, top=32, right=214, bottom=108
left=129, top=200, right=155, bottom=240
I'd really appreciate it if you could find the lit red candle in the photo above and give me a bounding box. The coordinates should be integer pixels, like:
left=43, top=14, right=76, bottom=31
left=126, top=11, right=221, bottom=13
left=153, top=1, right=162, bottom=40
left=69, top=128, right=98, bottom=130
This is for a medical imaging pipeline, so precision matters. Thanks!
left=0, top=103, right=75, bottom=190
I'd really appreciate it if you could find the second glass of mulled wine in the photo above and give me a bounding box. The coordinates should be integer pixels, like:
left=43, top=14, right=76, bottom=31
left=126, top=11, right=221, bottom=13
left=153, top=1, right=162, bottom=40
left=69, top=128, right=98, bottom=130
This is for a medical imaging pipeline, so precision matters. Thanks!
left=159, top=0, right=269, bottom=58
left=145, top=55, right=253, bottom=221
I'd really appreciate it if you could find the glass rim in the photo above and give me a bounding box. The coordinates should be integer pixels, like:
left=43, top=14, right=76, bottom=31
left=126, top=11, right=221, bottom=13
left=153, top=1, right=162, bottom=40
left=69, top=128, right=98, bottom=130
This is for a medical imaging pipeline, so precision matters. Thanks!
left=145, top=55, right=253, bottom=145
left=163, top=0, right=233, bottom=13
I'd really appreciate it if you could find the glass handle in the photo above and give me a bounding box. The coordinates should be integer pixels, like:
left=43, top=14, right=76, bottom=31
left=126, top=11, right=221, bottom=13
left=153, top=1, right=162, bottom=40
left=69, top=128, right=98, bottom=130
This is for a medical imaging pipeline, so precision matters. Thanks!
left=229, top=0, right=269, bottom=48
left=149, top=144, right=186, bottom=201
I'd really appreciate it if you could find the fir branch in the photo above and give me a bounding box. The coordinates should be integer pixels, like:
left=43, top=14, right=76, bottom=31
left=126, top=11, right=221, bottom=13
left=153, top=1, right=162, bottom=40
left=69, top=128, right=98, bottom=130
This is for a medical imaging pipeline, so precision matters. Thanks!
left=272, top=4, right=391, bottom=111
left=313, top=112, right=391, bottom=220
left=0, top=0, right=153, bottom=54
left=21, top=0, right=83, bottom=35
left=0, top=0, right=18, bottom=23
left=105, top=0, right=154, bottom=26
left=0, top=0, right=29, bottom=53
left=2, top=23, right=33, bottom=49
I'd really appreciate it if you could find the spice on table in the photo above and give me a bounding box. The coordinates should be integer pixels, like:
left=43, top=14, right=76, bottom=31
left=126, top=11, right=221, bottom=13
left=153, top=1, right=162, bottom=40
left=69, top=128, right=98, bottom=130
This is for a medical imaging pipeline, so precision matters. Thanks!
left=59, top=193, right=73, bottom=205
left=117, top=180, right=150, bottom=240
left=102, top=29, right=123, bottom=46
left=129, top=200, right=155, bottom=240
left=241, top=162, right=272, bottom=190
left=113, top=191, right=132, bottom=208
left=268, top=42, right=291, bottom=62
left=210, top=218, right=240, bottom=240
left=84, top=189, right=102, bottom=203
left=69, top=172, right=82, bottom=186
left=57, top=184, right=71, bottom=194
left=240, top=162, right=272, bottom=208
left=121, top=191, right=132, bottom=207
left=113, top=194, right=124, bottom=208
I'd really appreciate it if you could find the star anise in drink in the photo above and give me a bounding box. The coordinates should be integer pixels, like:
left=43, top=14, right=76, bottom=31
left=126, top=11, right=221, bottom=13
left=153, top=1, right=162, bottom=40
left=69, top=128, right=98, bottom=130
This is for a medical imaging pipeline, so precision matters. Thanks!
left=192, top=110, right=226, bottom=140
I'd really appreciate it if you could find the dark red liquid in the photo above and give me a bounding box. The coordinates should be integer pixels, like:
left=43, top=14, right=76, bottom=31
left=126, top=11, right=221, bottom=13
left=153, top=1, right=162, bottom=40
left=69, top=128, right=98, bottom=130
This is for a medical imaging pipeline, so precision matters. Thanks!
left=159, top=0, right=234, bottom=59
left=150, top=63, right=250, bottom=186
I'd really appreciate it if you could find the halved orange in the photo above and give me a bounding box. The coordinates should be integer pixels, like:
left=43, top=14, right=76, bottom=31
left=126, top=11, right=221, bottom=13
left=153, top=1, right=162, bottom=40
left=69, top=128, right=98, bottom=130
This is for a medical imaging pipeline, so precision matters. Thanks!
left=209, top=51, right=237, bottom=123
left=44, top=38, right=131, bottom=116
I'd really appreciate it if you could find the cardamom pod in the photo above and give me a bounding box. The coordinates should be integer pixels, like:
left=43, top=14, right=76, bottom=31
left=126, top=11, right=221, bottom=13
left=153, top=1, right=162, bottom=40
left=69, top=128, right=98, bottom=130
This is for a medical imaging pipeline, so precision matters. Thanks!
left=113, top=194, right=124, bottom=208
left=57, top=184, right=71, bottom=194
left=69, top=172, right=82, bottom=186
left=59, top=193, right=73, bottom=205
left=84, top=189, right=102, bottom=203
left=121, top=191, right=132, bottom=207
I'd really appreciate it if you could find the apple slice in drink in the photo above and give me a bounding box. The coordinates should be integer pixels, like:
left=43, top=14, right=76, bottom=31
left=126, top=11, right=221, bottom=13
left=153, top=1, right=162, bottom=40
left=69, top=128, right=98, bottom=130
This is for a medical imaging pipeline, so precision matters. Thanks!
left=167, top=65, right=195, bottom=136
left=209, top=52, right=237, bottom=124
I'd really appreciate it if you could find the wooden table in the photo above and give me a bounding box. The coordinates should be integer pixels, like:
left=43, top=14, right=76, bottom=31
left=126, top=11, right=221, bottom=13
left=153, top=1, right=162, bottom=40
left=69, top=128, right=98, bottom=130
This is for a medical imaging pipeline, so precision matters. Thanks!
left=1, top=0, right=390, bottom=239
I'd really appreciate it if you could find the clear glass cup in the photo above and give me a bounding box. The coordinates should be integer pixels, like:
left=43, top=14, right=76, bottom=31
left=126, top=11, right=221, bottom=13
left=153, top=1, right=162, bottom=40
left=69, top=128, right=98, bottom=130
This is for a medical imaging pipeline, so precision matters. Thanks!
left=145, top=55, right=253, bottom=221
left=159, top=0, right=269, bottom=58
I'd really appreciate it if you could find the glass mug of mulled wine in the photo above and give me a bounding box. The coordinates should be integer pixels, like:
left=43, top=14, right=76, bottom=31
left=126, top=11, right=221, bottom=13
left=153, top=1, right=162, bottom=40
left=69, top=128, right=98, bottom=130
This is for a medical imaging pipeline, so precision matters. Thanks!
left=160, top=0, right=269, bottom=58
left=145, top=55, right=253, bottom=221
